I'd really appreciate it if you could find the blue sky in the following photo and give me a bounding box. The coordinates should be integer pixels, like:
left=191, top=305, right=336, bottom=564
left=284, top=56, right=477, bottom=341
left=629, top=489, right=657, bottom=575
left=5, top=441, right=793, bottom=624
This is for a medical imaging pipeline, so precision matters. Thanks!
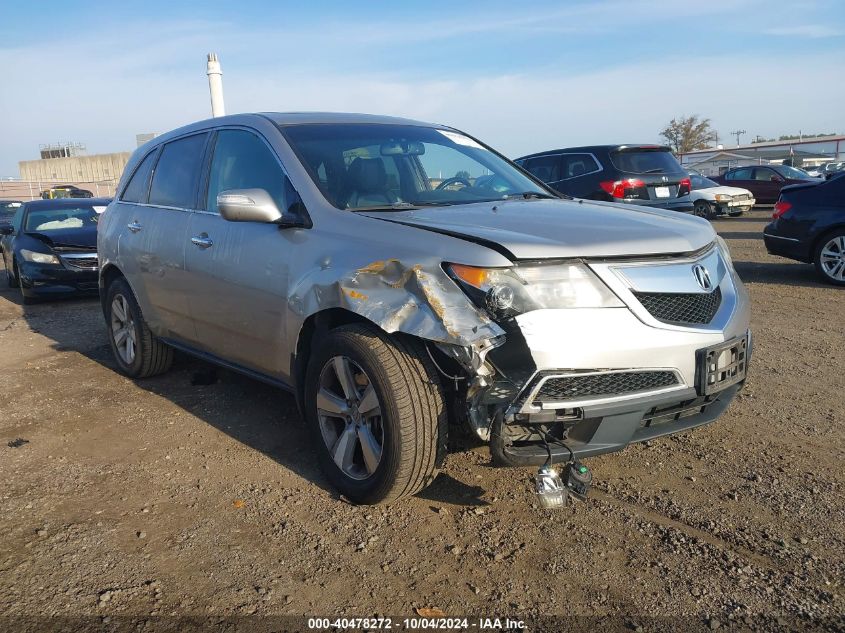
left=1, top=0, right=844, bottom=177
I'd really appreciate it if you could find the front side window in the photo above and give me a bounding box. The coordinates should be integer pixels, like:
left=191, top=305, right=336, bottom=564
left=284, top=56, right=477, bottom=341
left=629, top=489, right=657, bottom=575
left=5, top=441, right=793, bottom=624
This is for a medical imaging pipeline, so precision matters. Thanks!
left=121, top=150, right=157, bottom=203
left=24, top=205, right=100, bottom=232
left=281, top=123, right=552, bottom=210
left=728, top=167, right=753, bottom=180
left=754, top=168, right=778, bottom=181
left=148, top=133, right=208, bottom=208
left=205, top=129, right=287, bottom=212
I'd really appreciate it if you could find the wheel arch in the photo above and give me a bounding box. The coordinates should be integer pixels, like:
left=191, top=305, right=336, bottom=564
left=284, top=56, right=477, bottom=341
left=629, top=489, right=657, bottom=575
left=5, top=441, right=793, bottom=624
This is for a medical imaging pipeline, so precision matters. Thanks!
left=292, top=308, right=382, bottom=416
left=810, top=223, right=845, bottom=260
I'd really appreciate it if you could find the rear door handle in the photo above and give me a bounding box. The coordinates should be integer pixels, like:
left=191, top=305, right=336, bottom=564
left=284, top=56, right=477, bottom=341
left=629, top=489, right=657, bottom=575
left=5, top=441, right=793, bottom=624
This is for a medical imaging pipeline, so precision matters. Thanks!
left=190, top=235, right=214, bottom=249
left=127, top=221, right=142, bottom=233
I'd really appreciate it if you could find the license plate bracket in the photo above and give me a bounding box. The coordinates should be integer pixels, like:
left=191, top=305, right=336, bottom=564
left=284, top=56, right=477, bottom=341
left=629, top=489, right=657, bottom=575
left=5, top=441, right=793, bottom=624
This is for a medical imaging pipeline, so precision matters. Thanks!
left=654, top=186, right=670, bottom=198
left=696, top=336, right=747, bottom=395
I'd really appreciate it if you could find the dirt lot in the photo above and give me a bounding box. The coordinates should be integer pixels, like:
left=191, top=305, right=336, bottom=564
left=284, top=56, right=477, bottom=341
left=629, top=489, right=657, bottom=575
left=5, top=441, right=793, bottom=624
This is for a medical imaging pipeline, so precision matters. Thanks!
left=0, top=209, right=843, bottom=632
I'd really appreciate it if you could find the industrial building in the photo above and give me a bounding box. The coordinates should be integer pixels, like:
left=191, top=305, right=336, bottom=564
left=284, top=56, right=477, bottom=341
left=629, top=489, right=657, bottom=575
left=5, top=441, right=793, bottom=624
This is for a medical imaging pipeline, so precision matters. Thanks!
left=679, top=134, right=845, bottom=176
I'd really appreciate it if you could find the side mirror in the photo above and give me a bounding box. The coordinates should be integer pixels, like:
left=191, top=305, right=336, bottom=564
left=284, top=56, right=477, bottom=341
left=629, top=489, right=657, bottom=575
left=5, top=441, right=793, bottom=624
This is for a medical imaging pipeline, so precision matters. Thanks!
left=770, top=176, right=783, bottom=183
left=0, top=224, right=13, bottom=236
left=218, top=188, right=287, bottom=224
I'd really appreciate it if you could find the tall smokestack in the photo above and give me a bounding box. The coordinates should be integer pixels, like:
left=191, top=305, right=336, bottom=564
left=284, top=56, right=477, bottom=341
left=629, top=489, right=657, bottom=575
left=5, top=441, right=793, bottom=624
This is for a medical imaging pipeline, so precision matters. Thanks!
left=206, top=52, right=225, bottom=117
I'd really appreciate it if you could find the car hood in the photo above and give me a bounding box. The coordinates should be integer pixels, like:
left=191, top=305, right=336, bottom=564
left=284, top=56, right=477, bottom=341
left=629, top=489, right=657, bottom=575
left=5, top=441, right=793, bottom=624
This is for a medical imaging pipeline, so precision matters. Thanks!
left=360, top=198, right=715, bottom=260
left=24, top=229, right=97, bottom=250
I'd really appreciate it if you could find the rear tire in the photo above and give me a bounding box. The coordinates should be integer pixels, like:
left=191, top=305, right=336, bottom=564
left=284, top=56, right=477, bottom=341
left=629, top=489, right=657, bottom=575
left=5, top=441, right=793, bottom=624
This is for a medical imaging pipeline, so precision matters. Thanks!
left=304, top=324, right=447, bottom=504
left=693, top=199, right=716, bottom=220
left=105, top=277, right=173, bottom=377
left=813, top=229, right=845, bottom=286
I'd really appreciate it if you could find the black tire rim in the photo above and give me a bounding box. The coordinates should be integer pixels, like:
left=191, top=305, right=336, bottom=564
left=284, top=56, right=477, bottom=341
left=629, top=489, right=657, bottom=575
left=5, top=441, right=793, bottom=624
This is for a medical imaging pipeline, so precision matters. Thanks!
left=694, top=201, right=710, bottom=218
left=316, top=356, right=384, bottom=481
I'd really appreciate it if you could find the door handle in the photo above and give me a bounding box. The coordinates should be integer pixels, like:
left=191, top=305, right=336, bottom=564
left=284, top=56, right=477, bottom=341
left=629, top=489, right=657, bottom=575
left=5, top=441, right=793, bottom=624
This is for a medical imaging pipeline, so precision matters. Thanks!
left=127, top=221, right=142, bottom=233
left=191, top=235, right=214, bottom=249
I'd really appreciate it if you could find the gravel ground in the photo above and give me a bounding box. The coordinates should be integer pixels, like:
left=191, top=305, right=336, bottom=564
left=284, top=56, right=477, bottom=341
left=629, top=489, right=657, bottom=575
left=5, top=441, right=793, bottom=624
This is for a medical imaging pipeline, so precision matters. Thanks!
left=0, top=209, right=842, bottom=632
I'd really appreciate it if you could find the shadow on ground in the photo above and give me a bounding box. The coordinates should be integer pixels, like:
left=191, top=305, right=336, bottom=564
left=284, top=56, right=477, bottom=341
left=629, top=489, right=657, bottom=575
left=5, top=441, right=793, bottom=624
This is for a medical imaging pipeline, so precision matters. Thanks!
left=733, top=260, right=835, bottom=288
left=0, top=263, right=488, bottom=504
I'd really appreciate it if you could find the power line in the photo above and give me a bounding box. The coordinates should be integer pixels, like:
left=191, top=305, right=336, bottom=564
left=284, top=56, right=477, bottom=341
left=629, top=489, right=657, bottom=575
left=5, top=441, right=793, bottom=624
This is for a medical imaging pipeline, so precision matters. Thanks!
left=730, top=129, right=746, bottom=146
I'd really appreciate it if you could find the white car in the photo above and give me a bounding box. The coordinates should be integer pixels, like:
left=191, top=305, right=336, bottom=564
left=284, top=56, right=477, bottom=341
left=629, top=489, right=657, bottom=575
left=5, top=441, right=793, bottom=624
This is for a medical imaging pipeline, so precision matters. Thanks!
left=686, top=174, right=755, bottom=219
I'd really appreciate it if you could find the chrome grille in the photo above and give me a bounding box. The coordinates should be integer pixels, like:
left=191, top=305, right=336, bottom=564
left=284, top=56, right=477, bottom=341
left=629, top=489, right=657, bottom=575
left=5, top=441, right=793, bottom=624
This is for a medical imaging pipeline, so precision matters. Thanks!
left=60, top=254, right=98, bottom=270
left=534, top=371, right=678, bottom=403
left=633, top=288, right=722, bottom=325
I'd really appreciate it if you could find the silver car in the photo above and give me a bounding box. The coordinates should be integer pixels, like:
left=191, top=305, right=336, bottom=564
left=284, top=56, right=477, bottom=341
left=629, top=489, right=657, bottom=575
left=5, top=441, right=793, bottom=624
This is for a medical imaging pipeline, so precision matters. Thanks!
left=98, top=113, right=751, bottom=504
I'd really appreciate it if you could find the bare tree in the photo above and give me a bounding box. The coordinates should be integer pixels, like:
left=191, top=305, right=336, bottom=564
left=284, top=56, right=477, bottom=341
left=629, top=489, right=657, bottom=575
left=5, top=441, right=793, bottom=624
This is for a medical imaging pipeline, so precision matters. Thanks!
left=660, top=115, right=719, bottom=154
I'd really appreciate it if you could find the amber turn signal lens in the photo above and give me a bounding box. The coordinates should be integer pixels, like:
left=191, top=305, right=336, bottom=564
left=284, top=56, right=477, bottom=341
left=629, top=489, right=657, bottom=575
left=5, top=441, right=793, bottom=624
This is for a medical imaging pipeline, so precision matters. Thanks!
left=449, top=264, right=490, bottom=289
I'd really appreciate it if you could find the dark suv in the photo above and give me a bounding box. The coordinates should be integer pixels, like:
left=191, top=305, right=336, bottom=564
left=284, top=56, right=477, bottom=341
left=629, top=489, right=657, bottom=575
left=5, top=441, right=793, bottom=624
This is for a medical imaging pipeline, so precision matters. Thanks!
left=515, top=145, right=693, bottom=212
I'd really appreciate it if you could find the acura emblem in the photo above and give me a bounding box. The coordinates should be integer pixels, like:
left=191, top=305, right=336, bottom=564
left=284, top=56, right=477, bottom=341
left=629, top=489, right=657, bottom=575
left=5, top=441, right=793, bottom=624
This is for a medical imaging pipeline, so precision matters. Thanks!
left=661, top=175, right=668, bottom=182
left=693, top=264, right=712, bottom=291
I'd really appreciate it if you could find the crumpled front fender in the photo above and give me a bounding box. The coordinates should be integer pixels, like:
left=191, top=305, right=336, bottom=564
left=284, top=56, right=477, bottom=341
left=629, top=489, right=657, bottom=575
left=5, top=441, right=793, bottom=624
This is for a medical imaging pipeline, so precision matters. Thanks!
left=289, top=257, right=504, bottom=347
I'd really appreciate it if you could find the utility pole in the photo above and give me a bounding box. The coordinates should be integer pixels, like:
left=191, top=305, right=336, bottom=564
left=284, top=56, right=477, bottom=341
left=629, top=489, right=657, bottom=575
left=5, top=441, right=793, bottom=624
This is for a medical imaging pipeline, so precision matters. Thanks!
left=730, top=129, right=746, bottom=146
left=206, top=53, right=225, bottom=117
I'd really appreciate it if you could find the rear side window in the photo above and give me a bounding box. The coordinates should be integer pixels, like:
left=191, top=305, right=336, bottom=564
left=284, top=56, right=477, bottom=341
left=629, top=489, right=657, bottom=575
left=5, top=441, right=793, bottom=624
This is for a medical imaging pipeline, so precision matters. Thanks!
left=560, top=154, right=600, bottom=179
left=522, top=156, right=561, bottom=182
left=727, top=167, right=753, bottom=180
left=148, top=133, right=208, bottom=208
left=610, top=150, right=684, bottom=175
left=120, top=150, right=157, bottom=203
left=205, top=129, right=287, bottom=212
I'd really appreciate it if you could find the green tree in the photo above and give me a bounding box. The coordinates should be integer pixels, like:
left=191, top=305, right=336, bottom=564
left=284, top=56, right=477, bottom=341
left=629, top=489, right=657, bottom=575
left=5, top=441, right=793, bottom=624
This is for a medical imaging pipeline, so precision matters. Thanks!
left=454, top=170, right=471, bottom=179
left=659, top=115, right=719, bottom=154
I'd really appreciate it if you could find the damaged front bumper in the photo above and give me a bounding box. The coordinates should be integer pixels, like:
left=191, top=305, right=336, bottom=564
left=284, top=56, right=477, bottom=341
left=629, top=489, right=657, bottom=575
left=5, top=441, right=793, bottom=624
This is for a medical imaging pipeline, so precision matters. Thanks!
left=443, top=247, right=751, bottom=467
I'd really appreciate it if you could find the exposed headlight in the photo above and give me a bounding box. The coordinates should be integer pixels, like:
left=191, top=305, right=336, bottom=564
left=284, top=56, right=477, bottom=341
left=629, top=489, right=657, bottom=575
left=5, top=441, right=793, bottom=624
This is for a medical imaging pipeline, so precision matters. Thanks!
left=713, top=194, right=732, bottom=202
left=20, top=249, right=60, bottom=265
left=447, top=262, right=623, bottom=317
left=716, top=236, right=734, bottom=268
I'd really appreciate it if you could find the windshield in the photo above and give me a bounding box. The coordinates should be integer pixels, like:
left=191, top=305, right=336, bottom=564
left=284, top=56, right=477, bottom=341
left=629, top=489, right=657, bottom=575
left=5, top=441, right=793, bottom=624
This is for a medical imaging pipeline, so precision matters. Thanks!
left=774, top=165, right=813, bottom=179
left=609, top=149, right=685, bottom=175
left=690, top=174, right=719, bottom=189
left=25, top=205, right=101, bottom=232
left=281, top=123, right=553, bottom=210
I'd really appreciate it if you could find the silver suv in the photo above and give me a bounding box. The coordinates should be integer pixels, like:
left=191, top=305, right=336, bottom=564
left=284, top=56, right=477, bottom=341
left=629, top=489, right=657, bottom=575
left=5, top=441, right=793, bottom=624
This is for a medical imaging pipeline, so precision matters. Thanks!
left=98, top=113, right=751, bottom=504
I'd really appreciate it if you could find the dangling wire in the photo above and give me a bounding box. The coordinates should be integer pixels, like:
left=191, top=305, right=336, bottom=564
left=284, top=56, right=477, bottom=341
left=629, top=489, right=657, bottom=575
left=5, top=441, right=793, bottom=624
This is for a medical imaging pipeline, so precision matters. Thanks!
left=425, top=344, right=466, bottom=391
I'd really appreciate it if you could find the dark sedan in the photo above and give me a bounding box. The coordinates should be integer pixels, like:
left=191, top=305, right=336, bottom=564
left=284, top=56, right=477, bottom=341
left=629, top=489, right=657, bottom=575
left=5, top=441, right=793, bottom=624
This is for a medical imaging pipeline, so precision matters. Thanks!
left=763, top=174, right=845, bottom=285
left=712, top=165, right=820, bottom=204
left=0, top=198, right=109, bottom=303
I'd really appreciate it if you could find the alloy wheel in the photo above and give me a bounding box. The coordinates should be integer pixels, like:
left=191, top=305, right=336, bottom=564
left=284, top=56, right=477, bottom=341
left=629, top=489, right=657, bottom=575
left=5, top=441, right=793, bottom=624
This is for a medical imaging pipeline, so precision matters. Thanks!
left=110, top=294, right=137, bottom=365
left=316, top=356, right=384, bottom=481
left=819, top=235, right=845, bottom=282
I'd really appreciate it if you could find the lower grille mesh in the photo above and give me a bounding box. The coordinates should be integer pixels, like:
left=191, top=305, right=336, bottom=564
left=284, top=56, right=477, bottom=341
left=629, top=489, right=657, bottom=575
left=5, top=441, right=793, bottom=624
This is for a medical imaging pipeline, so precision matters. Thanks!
left=633, top=288, right=722, bottom=325
left=534, top=371, right=679, bottom=402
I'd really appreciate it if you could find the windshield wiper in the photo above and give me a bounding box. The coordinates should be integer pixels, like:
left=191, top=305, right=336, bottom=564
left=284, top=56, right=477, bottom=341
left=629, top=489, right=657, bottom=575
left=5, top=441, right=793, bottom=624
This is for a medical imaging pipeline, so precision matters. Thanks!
left=502, top=191, right=559, bottom=200
left=643, top=168, right=665, bottom=174
left=351, top=201, right=442, bottom=212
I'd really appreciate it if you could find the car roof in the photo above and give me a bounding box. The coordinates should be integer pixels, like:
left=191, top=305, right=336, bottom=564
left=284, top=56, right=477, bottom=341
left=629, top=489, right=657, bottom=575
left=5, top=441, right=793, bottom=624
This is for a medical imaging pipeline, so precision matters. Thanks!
left=516, top=144, right=671, bottom=161
left=22, top=198, right=111, bottom=209
left=143, top=112, right=451, bottom=149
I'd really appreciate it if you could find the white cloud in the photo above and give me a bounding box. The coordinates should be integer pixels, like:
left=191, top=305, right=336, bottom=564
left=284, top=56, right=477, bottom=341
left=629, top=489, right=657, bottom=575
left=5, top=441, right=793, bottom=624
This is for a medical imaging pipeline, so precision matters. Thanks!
left=0, top=7, right=843, bottom=176
left=764, top=24, right=845, bottom=38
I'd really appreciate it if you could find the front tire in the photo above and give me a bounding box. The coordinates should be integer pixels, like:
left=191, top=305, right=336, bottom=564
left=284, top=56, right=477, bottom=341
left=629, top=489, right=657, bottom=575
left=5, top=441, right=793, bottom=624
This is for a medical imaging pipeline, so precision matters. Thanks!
left=693, top=200, right=715, bottom=220
left=17, top=263, right=36, bottom=305
left=105, top=277, right=173, bottom=377
left=304, top=324, right=447, bottom=504
left=814, top=230, right=845, bottom=286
